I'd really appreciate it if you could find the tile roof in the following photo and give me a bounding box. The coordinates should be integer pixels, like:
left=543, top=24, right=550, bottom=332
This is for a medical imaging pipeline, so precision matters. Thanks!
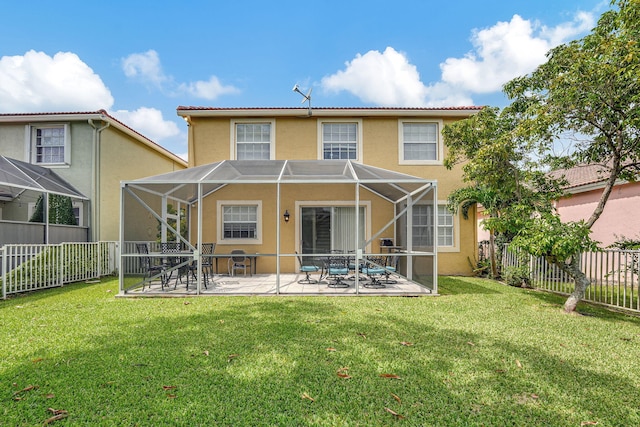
left=177, top=106, right=484, bottom=111
left=549, top=164, right=610, bottom=190
left=0, top=110, right=186, bottom=166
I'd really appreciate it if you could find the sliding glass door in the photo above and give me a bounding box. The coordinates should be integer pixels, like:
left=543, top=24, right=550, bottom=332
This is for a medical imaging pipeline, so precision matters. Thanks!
left=301, top=206, right=365, bottom=254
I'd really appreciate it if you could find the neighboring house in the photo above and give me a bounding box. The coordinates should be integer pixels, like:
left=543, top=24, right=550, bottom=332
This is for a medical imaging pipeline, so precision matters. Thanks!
left=551, top=164, right=640, bottom=247
left=476, top=164, right=640, bottom=248
left=174, top=106, right=482, bottom=276
left=0, top=110, right=187, bottom=245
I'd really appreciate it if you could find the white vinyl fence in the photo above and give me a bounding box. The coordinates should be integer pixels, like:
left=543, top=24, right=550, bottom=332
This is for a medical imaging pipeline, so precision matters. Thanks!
left=1, top=242, right=118, bottom=299
left=503, top=246, right=640, bottom=313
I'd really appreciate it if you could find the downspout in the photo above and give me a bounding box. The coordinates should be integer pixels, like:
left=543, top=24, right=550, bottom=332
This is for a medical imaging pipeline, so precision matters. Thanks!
left=184, top=115, right=193, bottom=167
left=88, top=118, right=110, bottom=242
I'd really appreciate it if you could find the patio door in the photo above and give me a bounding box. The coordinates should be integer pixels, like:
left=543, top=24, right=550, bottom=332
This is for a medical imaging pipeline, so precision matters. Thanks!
left=301, top=206, right=365, bottom=254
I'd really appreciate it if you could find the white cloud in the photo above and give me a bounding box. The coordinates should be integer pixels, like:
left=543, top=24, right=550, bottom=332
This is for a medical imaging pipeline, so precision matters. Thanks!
left=0, top=50, right=114, bottom=112
left=121, top=50, right=168, bottom=88
left=321, top=47, right=473, bottom=107
left=322, top=10, right=595, bottom=106
left=122, top=50, right=239, bottom=100
left=110, top=107, right=181, bottom=143
left=322, top=47, right=430, bottom=107
left=541, top=11, right=596, bottom=46
left=440, top=12, right=596, bottom=94
left=178, top=76, right=240, bottom=100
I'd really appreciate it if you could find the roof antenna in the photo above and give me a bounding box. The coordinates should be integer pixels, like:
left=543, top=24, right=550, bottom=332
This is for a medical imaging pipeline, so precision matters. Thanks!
left=292, top=84, right=312, bottom=116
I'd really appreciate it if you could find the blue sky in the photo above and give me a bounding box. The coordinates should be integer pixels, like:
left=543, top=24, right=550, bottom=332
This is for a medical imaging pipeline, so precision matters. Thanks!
left=0, top=0, right=607, bottom=159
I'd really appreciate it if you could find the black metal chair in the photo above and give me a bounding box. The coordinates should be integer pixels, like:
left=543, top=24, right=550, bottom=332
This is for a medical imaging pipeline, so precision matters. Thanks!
left=136, top=243, right=167, bottom=290
left=200, top=243, right=216, bottom=286
left=360, top=256, right=386, bottom=288
left=325, top=256, right=350, bottom=288
left=189, top=243, right=215, bottom=288
left=296, top=251, right=321, bottom=284
left=160, top=242, right=191, bottom=289
left=381, top=254, right=399, bottom=284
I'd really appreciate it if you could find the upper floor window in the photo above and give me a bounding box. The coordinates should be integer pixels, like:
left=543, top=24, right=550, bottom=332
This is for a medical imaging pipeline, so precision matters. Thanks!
left=232, top=120, right=274, bottom=160
left=29, top=124, right=70, bottom=165
left=399, top=120, right=443, bottom=165
left=319, top=120, right=362, bottom=161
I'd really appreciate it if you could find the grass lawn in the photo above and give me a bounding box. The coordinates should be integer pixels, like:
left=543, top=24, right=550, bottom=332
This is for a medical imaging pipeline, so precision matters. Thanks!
left=1, top=277, right=639, bottom=426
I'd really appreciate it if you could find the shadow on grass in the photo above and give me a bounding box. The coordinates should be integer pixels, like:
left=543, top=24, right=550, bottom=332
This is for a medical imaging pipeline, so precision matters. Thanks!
left=437, top=275, right=501, bottom=295
left=4, top=289, right=640, bottom=426
left=520, top=285, right=640, bottom=323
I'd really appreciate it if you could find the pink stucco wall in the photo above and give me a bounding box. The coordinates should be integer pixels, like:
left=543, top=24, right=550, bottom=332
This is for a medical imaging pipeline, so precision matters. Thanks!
left=475, top=182, right=640, bottom=247
left=556, top=182, right=640, bottom=247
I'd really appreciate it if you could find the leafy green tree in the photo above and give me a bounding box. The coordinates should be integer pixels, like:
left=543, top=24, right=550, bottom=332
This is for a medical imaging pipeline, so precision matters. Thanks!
left=29, top=194, right=77, bottom=225
left=443, top=107, right=562, bottom=279
left=503, top=0, right=640, bottom=312
left=156, top=204, right=188, bottom=243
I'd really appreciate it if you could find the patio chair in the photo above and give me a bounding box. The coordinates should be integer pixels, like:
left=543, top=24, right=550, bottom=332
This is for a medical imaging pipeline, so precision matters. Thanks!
left=325, top=256, right=350, bottom=288
left=136, top=243, right=167, bottom=290
left=360, top=256, right=386, bottom=289
left=295, top=251, right=321, bottom=284
left=381, top=254, right=399, bottom=284
left=200, top=243, right=216, bottom=286
left=187, top=242, right=215, bottom=289
left=228, top=249, right=251, bottom=276
left=160, top=242, right=191, bottom=289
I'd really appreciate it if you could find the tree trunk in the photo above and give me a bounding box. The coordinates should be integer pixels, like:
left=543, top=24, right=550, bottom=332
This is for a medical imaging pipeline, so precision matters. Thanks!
left=556, top=255, right=590, bottom=313
left=489, top=229, right=498, bottom=278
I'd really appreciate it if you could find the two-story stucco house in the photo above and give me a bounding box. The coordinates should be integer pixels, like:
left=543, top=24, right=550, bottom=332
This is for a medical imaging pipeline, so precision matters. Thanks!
left=174, top=106, right=482, bottom=276
left=0, top=110, right=186, bottom=245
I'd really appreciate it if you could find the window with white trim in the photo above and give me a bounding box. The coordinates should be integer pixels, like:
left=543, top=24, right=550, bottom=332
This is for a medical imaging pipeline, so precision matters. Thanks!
left=399, top=121, right=442, bottom=164
left=437, top=205, right=454, bottom=247
left=218, top=201, right=262, bottom=244
left=412, top=204, right=433, bottom=247
left=223, top=205, right=257, bottom=238
left=29, top=124, right=70, bottom=165
left=72, top=201, right=84, bottom=227
left=234, top=122, right=273, bottom=160
left=322, top=122, right=358, bottom=160
left=411, top=204, right=454, bottom=247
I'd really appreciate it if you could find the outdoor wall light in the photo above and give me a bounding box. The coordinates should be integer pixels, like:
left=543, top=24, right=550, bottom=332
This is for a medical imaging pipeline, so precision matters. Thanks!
left=283, top=209, right=290, bottom=223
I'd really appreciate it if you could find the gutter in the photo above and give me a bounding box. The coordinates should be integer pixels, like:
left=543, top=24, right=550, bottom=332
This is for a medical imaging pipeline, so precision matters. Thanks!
left=177, top=107, right=483, bottom=119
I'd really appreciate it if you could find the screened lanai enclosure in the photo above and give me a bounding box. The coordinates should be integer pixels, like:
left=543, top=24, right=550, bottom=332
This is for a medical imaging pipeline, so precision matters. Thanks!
left=0, top=156, right=88, bottom=245
left=119, top=160, right=438, bottom=296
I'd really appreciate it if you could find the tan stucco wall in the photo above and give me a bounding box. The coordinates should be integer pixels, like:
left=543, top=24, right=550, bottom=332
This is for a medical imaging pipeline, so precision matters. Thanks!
left=99, top=127, right=186, bottom=241
left=187, top=113, right=477, bottom=275
left=191, top=183, right=395, bottom=274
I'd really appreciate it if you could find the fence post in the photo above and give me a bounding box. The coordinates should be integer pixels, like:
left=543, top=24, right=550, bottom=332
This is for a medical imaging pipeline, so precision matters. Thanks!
left=98, top=242, right=102, bottom=278
left=59, top=243, right=64, bottom=288
left=1, top=246, right=5, bottom=300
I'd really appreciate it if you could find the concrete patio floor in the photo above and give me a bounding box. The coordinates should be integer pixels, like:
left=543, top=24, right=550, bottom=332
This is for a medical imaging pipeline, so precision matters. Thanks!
left=121, top=272, right=435, bottom=297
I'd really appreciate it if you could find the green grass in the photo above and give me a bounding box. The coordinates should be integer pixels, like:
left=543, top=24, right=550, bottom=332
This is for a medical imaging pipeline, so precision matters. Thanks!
left=1, top=277, right=639, bottom=426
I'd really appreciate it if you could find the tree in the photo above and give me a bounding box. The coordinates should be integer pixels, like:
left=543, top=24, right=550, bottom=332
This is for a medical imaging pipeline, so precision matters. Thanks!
left=442, top=107, right=562, bottom=279
left=29, top=194, right=77, bottom=225
left=503, top=0, right=640, bottom=313
left=156, top=204, right=188, bottom=243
